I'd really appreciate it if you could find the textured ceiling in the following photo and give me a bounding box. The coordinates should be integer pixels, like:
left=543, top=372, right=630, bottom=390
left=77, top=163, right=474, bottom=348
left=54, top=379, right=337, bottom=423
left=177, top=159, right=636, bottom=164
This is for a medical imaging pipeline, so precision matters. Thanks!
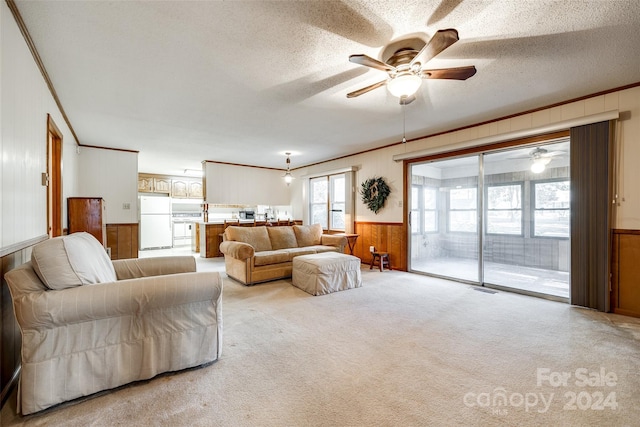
left=13, top=0, right=640, bottom=174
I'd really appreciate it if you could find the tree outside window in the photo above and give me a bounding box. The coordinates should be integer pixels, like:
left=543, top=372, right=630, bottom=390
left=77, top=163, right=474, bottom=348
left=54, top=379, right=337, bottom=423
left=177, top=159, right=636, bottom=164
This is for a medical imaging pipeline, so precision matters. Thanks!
left=533, top=180, right=570, bottom=237
left=486, top=183, right=523, bottom=235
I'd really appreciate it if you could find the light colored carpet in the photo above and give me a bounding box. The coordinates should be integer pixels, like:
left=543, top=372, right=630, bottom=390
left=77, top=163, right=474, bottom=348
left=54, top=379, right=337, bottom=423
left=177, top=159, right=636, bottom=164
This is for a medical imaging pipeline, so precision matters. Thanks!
left=2, top=258, right=640, bottom=426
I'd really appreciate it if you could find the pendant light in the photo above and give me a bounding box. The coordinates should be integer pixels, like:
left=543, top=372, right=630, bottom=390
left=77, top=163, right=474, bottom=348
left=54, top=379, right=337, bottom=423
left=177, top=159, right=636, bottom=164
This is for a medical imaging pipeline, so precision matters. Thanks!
left=283, top=152, right=293, bottom=185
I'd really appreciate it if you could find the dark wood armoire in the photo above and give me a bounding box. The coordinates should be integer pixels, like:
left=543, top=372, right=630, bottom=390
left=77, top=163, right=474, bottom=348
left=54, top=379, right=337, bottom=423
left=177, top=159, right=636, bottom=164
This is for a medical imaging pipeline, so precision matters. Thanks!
left=67, top=197, right=106, bottom=245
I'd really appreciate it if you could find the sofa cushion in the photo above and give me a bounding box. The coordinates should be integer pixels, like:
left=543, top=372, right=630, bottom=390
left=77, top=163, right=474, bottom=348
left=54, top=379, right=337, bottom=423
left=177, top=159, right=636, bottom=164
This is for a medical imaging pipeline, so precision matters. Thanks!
left=31, top=232, right=117, bottom=290
left=307, top=245, right=338, bottom=254
left=225, top=226, right=273, bottom=252
left=293, top=223, right=323, bottom=247
left=283, top=247, right=318, bottom=261
left=267, top=226, right=298, bottom=250
left=253, top=250, right=291, bottom=266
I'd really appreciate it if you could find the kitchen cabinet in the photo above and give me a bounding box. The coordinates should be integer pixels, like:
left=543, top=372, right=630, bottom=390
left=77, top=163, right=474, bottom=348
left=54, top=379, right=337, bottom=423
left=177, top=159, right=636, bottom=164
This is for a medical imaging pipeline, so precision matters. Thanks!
left=154, top=178, right=172, bottom=194
left=138, top=174, right=171, bottom=194
left=139, top=174, right=202, bottom=199
left=68, top=197, right=106, bottom=245
left=199, top=223, right=225, bottom=257
left=172, top=180, right=188, bottom=198
left=188, top=181, right=203, bottom=199
left=138, top=176, right=153, bottom=192
left=172, top=178, right=203, bottom=199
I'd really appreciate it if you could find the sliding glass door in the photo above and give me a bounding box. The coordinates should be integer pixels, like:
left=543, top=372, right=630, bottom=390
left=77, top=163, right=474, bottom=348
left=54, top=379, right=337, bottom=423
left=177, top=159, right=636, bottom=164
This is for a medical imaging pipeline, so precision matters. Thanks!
left=410, top=156, right=479, bottom=282
left=409, top=139, right=570, bottom=299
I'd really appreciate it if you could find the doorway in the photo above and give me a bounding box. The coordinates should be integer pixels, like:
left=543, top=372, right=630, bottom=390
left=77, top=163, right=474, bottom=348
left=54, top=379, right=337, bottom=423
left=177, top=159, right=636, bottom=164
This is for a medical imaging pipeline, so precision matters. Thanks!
left=408, top=139, right=570, bottom=300
left=47, top=115, right=63, bottom=237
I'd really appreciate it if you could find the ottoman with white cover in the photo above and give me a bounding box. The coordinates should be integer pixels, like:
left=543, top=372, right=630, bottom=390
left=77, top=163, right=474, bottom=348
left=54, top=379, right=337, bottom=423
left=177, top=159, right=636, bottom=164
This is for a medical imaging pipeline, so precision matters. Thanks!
left=292, top=252, right=362, bottom=296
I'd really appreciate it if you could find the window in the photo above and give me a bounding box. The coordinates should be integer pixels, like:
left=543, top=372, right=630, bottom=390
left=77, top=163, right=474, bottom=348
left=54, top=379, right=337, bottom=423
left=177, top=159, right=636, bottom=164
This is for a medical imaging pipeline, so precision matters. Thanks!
left=449, top=187, right=477, bottom=232
left=309, top=177, right=328, bottom=229
left=309, top=173, right=345, bottom=231
left=423, top=187, right=438, bottom=232
left=533, top=180, right=570, bottom=237
left=486, top=183, right=523, bottom=235
left=411, top=186, right=438, bottom=233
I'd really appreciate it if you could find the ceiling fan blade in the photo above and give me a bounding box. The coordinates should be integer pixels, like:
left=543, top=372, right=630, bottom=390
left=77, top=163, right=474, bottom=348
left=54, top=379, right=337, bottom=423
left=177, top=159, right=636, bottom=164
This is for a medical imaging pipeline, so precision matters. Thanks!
left=542, top=151, right=566, bottom=157
left=399, top=95, right=416, bottom=105
left=346, top=80, right=387, bottom=98
left=421, top=65, right=477, bottom=80
left=410, top=28, right=459, bottom=67
left=349, top=54, right=396, bottom=72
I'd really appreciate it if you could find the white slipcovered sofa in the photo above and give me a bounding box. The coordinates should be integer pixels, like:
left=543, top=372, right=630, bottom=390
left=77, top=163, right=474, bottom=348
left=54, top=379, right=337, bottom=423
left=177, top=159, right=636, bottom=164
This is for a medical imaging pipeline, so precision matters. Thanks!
left=5, top=232, right=223, bottom=415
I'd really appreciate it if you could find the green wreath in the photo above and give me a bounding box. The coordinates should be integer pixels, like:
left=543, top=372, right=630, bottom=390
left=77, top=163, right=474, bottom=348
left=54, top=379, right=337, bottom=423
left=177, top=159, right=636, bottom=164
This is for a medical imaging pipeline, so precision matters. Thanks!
left=360, top=177, right=391, bottom=214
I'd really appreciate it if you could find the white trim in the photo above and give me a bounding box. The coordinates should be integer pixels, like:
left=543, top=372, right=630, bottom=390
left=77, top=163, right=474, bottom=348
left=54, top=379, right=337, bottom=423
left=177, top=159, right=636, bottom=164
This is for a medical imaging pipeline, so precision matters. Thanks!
left=393, top=110, right=620, bottom=162
left=301, top=166, right=359, bottom=179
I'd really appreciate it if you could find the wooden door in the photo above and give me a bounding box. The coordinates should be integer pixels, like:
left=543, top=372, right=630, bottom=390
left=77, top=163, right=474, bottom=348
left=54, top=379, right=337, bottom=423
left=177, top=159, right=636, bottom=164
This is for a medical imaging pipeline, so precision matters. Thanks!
left=47, top=115, right=63, bottom=237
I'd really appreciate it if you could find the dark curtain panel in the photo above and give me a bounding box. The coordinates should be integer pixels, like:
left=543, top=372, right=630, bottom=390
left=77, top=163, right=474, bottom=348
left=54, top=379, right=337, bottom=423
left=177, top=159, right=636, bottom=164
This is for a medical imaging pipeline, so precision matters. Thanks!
left=570, top=121, right=613, bottom=311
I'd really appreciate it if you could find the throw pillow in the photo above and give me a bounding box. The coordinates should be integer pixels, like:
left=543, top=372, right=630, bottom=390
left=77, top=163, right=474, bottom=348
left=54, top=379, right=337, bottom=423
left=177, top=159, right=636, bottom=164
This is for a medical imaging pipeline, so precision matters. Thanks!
left=31, top=232, right=117, bottom=290
left=225, top=226, right=273, bottom=252
left=267, top=226, right=298, bottom=250
left=293, top=223, right=323, bottom=247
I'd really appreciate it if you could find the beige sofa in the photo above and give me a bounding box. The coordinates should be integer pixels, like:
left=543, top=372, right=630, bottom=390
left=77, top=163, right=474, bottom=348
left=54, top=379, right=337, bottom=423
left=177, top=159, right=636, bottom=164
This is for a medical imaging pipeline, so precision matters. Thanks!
left=219, top=224, right=347, bottom=285
left=5, top=232, right=223, bottom=415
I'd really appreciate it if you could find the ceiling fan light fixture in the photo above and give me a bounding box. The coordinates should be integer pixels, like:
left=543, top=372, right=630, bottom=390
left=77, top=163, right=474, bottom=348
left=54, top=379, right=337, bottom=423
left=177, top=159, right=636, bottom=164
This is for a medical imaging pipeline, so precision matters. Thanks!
left=530, top=157, right=551, bottom=174
left=387, top=73, right=422, bottom=98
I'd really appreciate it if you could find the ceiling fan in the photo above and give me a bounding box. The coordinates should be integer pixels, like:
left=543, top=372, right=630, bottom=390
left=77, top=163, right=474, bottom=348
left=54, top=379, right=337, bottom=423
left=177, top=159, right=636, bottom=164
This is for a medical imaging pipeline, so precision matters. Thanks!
left=523, top=147, right=567, bottom=173
left=347, top=28, right=477, bottom=104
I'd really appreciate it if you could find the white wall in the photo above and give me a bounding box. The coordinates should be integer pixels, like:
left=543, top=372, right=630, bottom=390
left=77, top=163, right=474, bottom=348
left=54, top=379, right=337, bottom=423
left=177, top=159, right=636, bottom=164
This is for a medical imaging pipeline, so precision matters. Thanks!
left=76, top=146, right=138, bottom=224
left=290, top=86, right=640, bottom=229
left=204, top=162, right=290, bottom=205
left=291, top=144, right=407, bottom=223
left=1, top=1, right=79, bottom=249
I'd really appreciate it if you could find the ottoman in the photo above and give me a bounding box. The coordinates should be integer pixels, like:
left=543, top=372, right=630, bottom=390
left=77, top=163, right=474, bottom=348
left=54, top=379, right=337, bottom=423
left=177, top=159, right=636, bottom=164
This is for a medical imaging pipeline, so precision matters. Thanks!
left=292, top=252, right=362, bottom=296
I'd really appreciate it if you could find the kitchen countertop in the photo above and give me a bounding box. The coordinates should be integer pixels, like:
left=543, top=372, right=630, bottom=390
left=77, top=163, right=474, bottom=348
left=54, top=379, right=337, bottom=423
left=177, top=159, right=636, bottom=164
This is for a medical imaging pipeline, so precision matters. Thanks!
left=199, top=219, right=257, bottom=225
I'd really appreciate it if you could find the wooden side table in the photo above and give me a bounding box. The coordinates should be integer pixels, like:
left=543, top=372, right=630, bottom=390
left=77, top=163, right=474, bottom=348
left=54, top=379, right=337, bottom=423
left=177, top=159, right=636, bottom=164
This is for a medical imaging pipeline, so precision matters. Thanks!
left=370, top=252, right=390, bottom=272
left=334, top=233, right=359, bottom=255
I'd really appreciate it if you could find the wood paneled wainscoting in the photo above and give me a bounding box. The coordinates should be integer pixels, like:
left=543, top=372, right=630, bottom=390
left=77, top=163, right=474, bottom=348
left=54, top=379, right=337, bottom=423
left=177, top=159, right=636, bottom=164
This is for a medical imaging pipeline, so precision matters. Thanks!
left=106, top=223, right=139, bottom=260
left=611, top=229, right=640, bottom=318
left=1, top=236, right=48, bottom=407
left=353, top=222, right=407, bottom=271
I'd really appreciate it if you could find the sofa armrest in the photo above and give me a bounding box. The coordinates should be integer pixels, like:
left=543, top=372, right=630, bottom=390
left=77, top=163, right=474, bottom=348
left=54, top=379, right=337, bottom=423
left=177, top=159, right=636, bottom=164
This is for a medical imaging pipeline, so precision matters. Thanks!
left=219, top=241, right=255, bottom=261
left=321, top=234, right=347, bottom=251
left=112, top=256, right=196, bottom=280
left=13, top=271, right=222, bottom=330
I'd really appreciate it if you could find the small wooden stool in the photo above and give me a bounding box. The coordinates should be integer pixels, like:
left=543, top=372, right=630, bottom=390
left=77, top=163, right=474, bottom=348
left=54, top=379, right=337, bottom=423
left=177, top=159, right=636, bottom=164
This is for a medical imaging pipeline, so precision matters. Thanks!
left=370, top=252, right=390, bottom=272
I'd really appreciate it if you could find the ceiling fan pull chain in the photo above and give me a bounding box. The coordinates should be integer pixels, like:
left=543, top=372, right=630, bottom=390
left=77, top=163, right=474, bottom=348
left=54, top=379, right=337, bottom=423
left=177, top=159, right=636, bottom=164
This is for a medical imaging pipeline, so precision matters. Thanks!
left=402, top=101, right=407, bottom=143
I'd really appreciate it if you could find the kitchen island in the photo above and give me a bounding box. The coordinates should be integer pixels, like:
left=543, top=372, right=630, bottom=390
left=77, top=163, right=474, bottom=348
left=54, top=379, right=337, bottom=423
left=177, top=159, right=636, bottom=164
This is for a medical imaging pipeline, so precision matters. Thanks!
left=196, top=219, right=299, bottom=258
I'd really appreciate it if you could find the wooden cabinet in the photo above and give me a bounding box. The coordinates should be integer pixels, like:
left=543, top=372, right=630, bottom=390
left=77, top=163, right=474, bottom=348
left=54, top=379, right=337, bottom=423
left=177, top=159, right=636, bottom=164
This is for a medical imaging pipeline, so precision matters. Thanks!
left=171, top=178, right=202, bottom=199
left=188, top=180, right=203, bottom=199
left=172, top=180, right=188, bottom=198
left=67, top=197, right=106, bottom=245
left=199, top=223, right=225, bottom=257
left=138, top=174, right=202, bottom=199
left=138, top=174, right=171, bottom=194
left=611, top=230, right=640, bottom=318
left=138, top=176, right=153, bottom=192
left=106, top=223, right=139, bottom=260
left=154, top=178, right=172, bottom=194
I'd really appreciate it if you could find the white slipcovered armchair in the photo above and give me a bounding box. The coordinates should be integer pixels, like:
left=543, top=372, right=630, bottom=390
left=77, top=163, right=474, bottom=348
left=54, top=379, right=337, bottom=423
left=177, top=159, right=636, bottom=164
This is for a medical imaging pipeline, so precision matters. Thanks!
left=5, top=232, right=223, bottom=415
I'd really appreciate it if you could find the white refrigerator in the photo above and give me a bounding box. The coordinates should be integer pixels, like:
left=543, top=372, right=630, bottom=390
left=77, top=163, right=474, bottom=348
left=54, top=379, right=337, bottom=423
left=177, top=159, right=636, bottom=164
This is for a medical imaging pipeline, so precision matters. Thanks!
left=140, top=196, right=172, bottom=249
